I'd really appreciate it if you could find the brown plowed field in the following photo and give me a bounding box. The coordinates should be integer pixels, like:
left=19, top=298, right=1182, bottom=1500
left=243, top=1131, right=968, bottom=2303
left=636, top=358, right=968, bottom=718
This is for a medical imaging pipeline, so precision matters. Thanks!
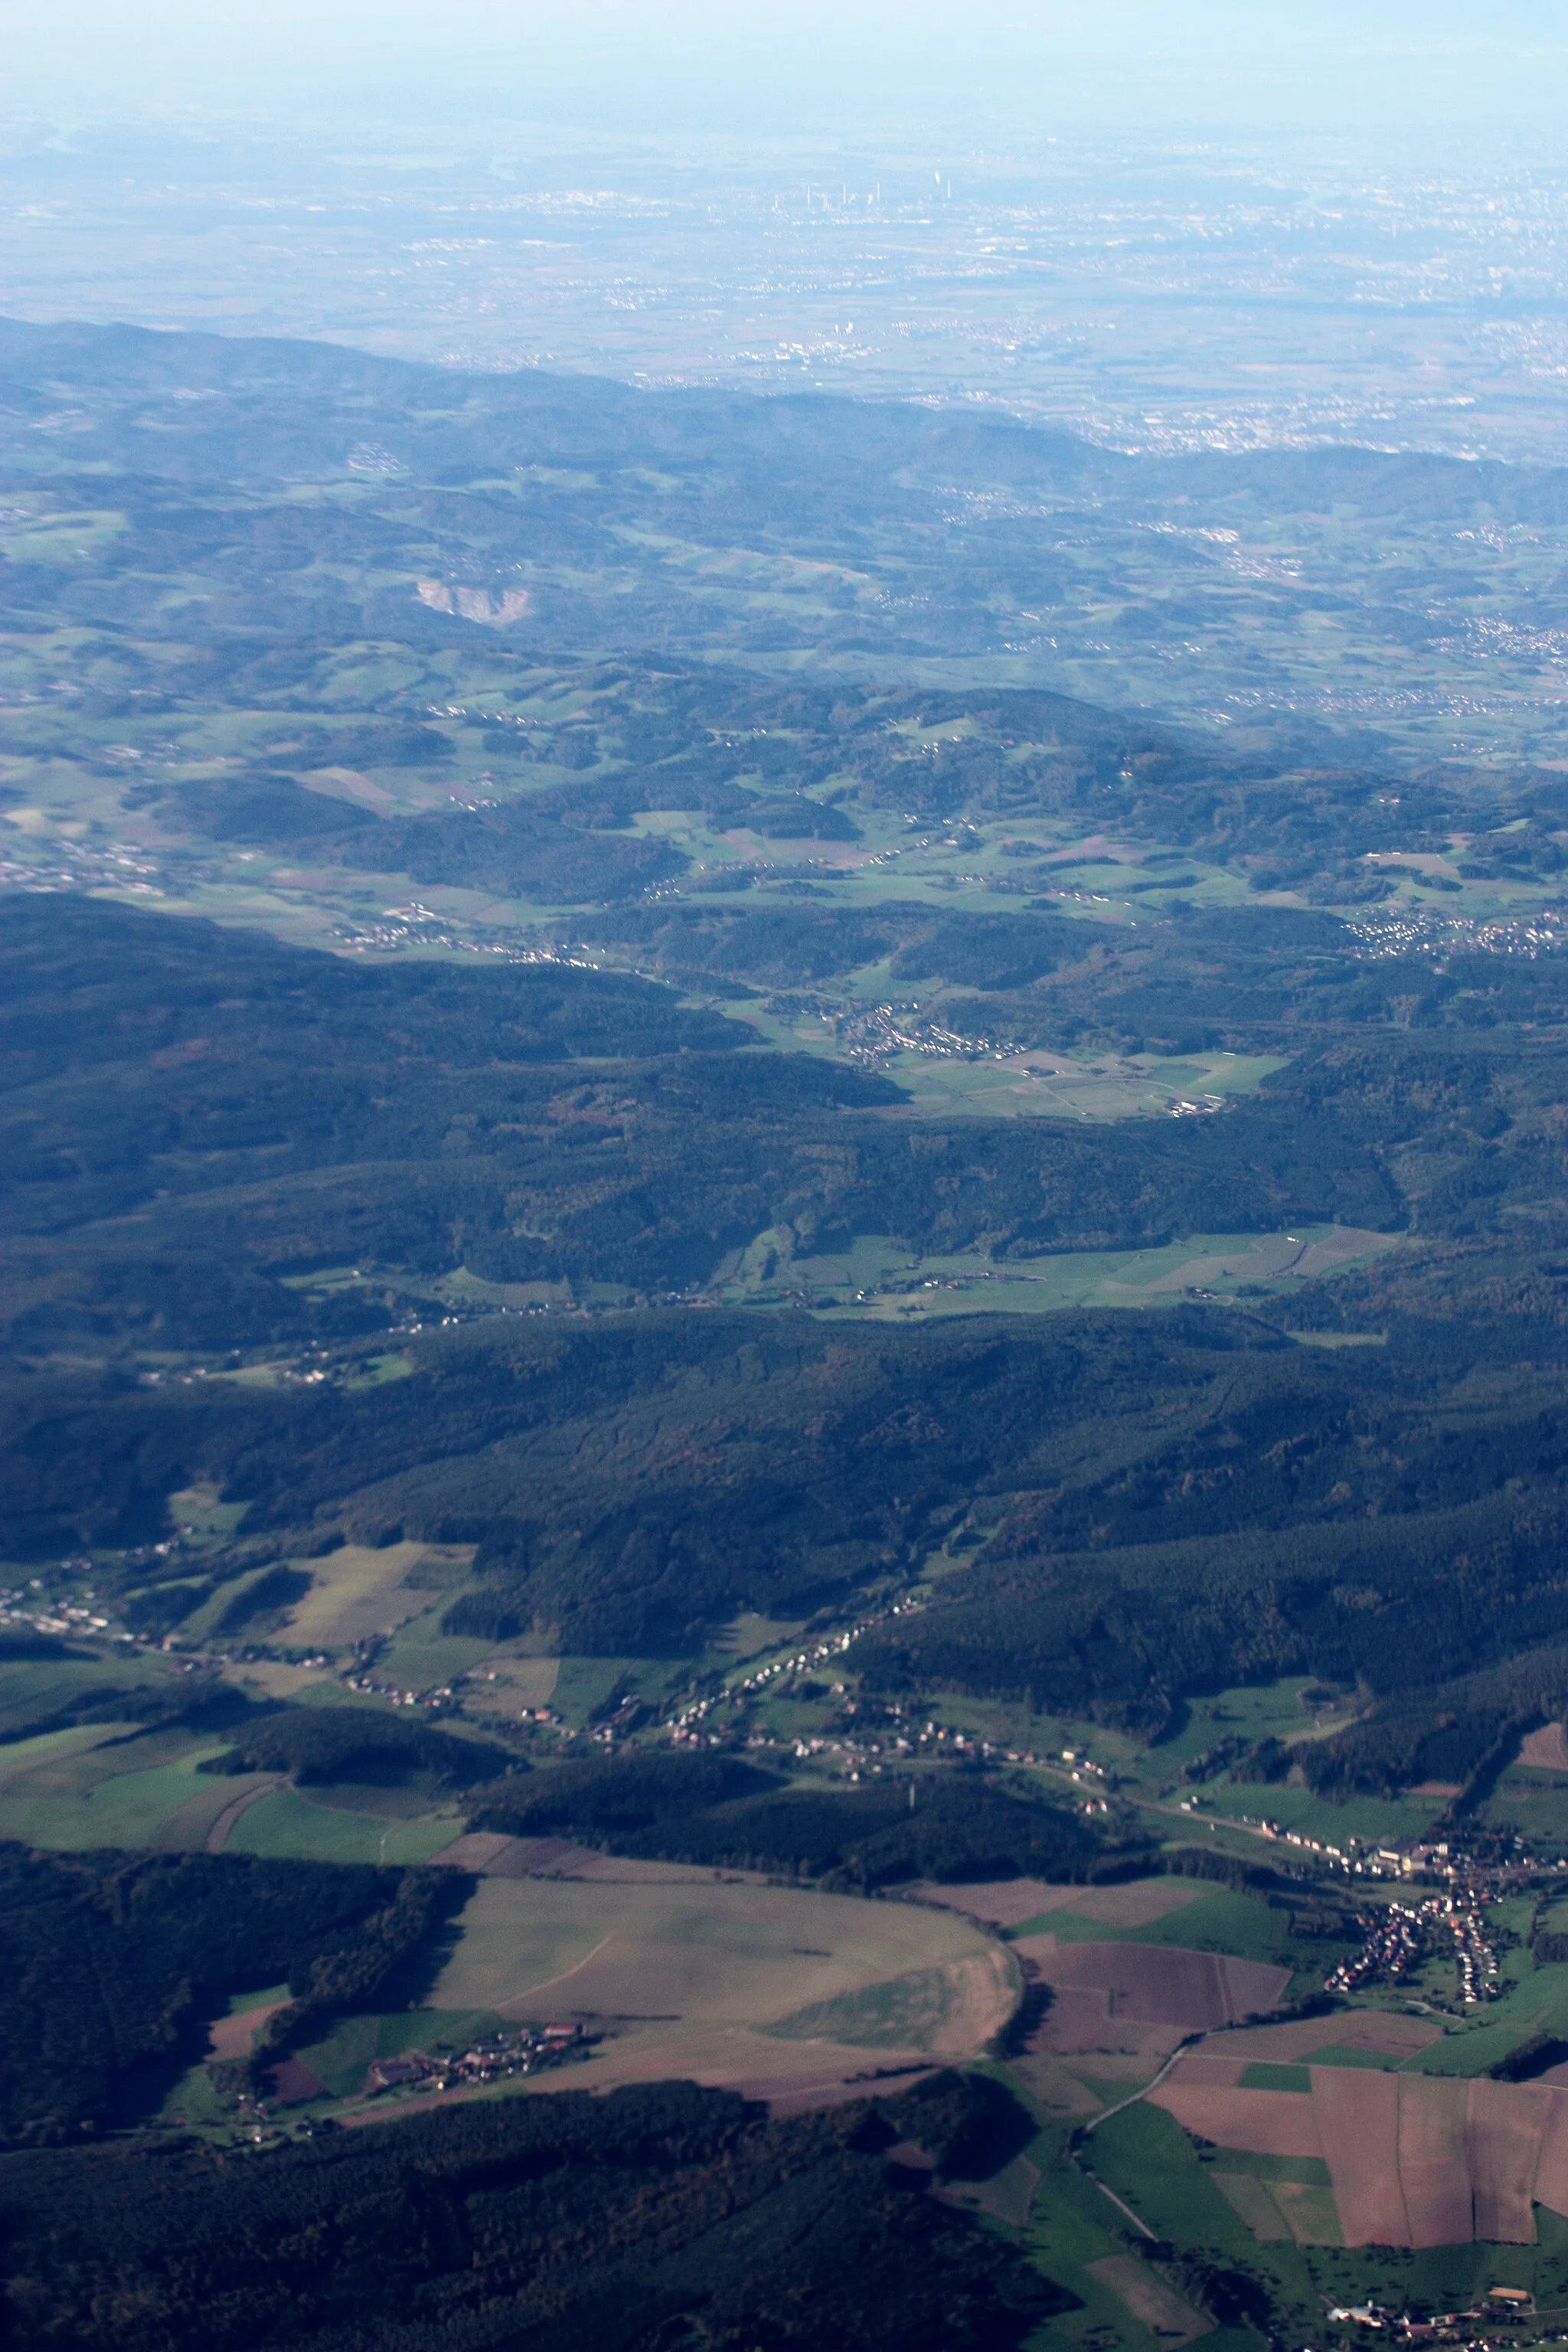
left=1026, top=1979, right=1187, bottom=2059
left=1468, top=2079, right=1544, bottom=2244
left=1021, top=1938, right=1290, bottom=2028
left=1151, top=2079, right=1325, bottom=2158
left=1398, top=2075, right=1472, bottom=2249
left=1155, top=2064, right=1568, bottom=2248
left=1174, top=2053, right=1248, bottom=2088
left=1313, top=2068, right=1409, bottom=2246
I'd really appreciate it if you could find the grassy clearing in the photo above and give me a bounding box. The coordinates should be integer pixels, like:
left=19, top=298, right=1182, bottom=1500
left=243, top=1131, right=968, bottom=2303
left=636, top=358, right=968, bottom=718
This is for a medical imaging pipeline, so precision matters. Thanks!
left=1135, top=1683, right=1357, bottom=1782
left=460, top=1655, right=560, bottom=1722
left=550, top=1655, right=668, bottom=1727
left=1193, top=1781, right=1450, bottom=1849
left=1004, top=2115, right=1171, bottom=2352
left=728, top=1223, right=1401, bottom=1322
left=763, top=1965, right=958, bottom=2050
left=0, top=1718, right=145, bottom=1790
left=280, top=1540, right=471, bottom=1651
left=375, top=1607, right=498, bottom=1693
left=1485, top=1772, right=1568, bottom=1851
left=221, top=1786, right=463, bottom=1865
left=1213, top=2148, right=1331, bottom=2184
left=168, top=1480, right=248, bottom=1540
left=871, top=1047, right=1286, bottom=1125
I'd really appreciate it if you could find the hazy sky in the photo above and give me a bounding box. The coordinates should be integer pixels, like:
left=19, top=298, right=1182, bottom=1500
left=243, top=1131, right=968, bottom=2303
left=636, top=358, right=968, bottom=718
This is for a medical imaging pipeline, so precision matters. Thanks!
left=6, top=1, right=1568, bottom=153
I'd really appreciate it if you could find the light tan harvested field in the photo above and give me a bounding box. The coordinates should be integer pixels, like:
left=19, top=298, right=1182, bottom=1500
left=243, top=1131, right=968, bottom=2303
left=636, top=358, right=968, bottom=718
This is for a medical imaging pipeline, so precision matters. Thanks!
left=1017, top=1937, right=1290, bottom=2033
left=416, top=581, right=531, bottom=625
left=1066, top=1882, right=1214, bottom=1929
left=280, top=1540, right=456, bottom=1649
left=423, top=1875, right=1017, bottom=2109
left=1519, top=1723, right=1568, bottom=1771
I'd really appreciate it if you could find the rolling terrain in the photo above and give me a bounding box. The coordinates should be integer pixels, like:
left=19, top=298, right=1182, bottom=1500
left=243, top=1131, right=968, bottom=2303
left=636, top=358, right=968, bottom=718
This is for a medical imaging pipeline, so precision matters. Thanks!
left=8, top=319, right=1568, bottom=2350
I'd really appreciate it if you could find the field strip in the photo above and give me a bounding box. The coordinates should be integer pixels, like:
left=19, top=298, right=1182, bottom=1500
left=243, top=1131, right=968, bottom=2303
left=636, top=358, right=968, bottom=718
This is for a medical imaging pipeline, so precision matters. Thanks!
left=206, top=1778, right=285, bottom=1854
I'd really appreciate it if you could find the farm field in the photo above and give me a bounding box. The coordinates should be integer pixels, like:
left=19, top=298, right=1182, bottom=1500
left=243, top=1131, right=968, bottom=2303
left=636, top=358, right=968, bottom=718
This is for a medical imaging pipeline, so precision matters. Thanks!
left=1072, top=2095, right=1568, bottom=2333
left=0, top=1724, right=237, bottom=1851
left=1014, top=1936, right=1292, bottom=2037
left=1151, top=2057, right=1568, bottom=2249
left=919, top=1877, right=1213, bottom=1933
left=0, top=1646, right=181, bottom=1743
left=276, top=1540, right=474, bottom=1654
left=413, top=1872, right=1018, bottom=2106
left=1011, top=1884, right=1321, bottom=1971
left=0, top=1701, right=471, bottom=1860
left=1086, top=2099, right=1330, bottom=2334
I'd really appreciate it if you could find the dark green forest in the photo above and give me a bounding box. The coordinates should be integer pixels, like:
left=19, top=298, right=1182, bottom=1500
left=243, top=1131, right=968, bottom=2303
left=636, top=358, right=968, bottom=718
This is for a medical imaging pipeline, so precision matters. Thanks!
left=0, top=1845, right=466, bottom=2144
left=472, top=1747, right=1127, bottom=1886
left=0, top=2073, right=1058, bottom=2352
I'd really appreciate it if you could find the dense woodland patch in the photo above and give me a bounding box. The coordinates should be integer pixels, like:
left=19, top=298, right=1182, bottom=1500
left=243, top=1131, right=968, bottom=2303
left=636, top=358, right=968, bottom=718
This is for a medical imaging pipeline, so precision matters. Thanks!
left=0, top=2071, right=1060, bottom=2352
left=0, top=1845, right=466, bottom=2144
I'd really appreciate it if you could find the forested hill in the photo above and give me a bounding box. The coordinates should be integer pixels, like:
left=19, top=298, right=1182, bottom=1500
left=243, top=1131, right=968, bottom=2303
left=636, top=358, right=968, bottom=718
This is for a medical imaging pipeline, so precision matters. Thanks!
left=4, top=891, right=1410, bottom=1359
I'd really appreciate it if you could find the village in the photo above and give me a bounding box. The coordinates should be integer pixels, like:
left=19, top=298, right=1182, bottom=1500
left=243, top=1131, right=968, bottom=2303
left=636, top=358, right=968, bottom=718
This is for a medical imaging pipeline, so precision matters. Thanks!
left=362, top=2020, right=599, bottom=2100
